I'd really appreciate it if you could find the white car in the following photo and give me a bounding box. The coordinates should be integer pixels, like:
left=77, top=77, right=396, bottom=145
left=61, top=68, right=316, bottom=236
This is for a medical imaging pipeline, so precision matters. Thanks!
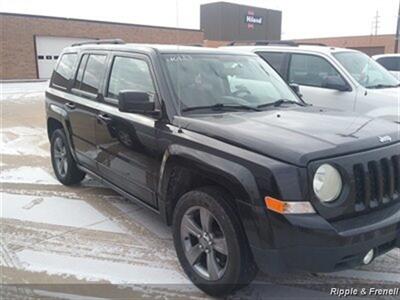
left=373, top=53, right=400, bottom=80
left=221, top=43, right=400, bottom=123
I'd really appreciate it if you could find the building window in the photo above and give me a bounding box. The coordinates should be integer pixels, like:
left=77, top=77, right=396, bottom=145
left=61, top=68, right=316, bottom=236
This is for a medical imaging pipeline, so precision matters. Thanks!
left=38, top=55, right=44, bottom=60
left=46, top=55, right=52, bottom=60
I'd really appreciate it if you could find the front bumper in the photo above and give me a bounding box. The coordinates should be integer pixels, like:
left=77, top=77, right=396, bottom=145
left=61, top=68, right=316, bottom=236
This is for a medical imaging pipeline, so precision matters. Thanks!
left=251, top=202, right=400, bottom=273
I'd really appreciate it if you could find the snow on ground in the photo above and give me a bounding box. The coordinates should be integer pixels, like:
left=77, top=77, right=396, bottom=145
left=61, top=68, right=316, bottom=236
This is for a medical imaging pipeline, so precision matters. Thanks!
left=0, top=81, right=48, bottom=97
left=1, top=192, right=127, bottom=233
left=0, top=127, right=49, bottom=157
left=1, top=81, right=399, bottom=299
left=17, top=250, right=190, bottom=285
left=0, top=166, right=59, bottom=185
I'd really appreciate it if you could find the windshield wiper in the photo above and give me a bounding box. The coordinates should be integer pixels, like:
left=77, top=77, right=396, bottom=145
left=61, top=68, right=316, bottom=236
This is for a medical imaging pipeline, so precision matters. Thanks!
left=366, top=83, right=400, bottom=89
left=182, top=103, right=261, bottom=112
left=257, top=99, right=305, bottom=108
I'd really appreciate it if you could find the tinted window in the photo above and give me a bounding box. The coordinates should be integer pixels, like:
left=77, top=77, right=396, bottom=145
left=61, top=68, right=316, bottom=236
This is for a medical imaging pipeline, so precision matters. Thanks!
left=258, top=52, right=286, bottom=76
left=75, top=54, right=107, bottom=94
left=51, top=53, right=77, bottom=89
left=289, top=54, right=342, bottom=88
left=107, top=56, right=155, bottom=100
left=74, top=54, right=89, bottom=89
left=376, top=57, right=400, bottom=72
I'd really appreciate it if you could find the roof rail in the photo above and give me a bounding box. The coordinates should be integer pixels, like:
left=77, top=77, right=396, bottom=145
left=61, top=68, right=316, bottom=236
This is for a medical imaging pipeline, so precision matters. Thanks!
left=71, top=39, right=125, bottom=47
left=296, top=42, right=327, bottom=47
left=226, top=40, right=326, bottom=47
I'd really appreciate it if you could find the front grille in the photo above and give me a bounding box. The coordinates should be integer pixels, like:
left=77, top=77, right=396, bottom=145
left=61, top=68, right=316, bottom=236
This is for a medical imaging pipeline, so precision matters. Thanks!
left=353, top=155, right=400, bottom=212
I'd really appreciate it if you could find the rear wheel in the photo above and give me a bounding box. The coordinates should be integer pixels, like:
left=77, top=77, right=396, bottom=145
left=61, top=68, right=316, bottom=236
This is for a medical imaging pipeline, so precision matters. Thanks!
left=173, top=186, right=257, bottom=296
left=51, top=129, right=85, bottom=185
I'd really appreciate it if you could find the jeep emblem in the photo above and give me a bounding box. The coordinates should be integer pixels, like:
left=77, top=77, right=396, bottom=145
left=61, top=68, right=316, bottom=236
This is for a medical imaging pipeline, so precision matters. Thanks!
left=378, top=136, right=392, bottom=143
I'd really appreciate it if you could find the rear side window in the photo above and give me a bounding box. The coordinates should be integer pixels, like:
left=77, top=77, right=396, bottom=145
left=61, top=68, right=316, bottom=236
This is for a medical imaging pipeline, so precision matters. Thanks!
left=74, top=54, right=107, bottom=94
left=51, top=53, right=77, bottom=89
left=107, top=56, right=156, bottom=100
left=257, top=52, right=286, bottom=76
left=74, top=54, right=89, bottom=89
left=376, top=57, right=400, bottom=71
left=289, top=54, right=342, bottom=88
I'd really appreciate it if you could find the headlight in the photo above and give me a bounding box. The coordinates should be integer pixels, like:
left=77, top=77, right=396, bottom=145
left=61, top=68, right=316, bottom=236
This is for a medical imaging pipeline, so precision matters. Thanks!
left=313, top=164, right=342, bottom=203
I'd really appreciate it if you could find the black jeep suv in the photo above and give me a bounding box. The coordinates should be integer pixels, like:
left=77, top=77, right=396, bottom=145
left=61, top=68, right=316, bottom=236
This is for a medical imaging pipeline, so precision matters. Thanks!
left=46, top=40, right=400, bottom=296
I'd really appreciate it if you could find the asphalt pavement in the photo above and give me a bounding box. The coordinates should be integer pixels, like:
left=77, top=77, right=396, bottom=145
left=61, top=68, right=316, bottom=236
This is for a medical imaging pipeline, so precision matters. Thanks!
left=1, top=82, right=399, bottom=299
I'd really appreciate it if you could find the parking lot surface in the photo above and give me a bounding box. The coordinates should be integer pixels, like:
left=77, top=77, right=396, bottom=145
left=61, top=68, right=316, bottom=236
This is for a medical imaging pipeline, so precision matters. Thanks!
left=1, top=82, right=399, bottom=299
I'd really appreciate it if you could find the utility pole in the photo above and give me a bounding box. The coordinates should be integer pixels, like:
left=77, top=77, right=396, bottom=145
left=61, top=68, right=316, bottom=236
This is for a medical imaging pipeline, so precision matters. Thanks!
left=395, top=0, right=400, bottom=53
left=373, top=10, right=380, bottom=36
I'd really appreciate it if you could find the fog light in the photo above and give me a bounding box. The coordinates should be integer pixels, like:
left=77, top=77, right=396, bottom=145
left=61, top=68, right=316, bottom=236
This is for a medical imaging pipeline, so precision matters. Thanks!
left=363, top=249, right=374, bottom=265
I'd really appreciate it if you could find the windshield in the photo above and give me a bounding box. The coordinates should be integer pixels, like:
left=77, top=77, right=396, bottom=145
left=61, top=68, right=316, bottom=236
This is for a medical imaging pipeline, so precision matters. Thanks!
left=333, top=51, right=399, bottom=88
left=162, top=54, right=299, bottom=112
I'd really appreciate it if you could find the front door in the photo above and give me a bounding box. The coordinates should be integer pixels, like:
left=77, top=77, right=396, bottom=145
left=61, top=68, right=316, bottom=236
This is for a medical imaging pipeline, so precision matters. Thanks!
left=95, top=54, right=162, bottom=207
left=288, top=53, right=356, bottom=112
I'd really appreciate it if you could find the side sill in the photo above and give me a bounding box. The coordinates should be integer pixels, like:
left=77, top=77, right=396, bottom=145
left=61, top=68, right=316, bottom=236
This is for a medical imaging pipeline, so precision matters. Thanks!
left=78, top=165, right=161, bottom=216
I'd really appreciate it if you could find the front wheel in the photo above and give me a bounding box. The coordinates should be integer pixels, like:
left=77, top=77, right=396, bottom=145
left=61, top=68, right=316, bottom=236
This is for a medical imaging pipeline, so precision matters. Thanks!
left=172, top=186, right=257, bottom=296
left=50, top=129, right=85, bottom=185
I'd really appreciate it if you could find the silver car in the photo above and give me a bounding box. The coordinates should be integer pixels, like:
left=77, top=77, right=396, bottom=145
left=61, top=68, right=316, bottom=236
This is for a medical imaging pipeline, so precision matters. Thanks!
left=373, top=53, right=400, bottom=80
left=221, top=43, right=400, bottom=123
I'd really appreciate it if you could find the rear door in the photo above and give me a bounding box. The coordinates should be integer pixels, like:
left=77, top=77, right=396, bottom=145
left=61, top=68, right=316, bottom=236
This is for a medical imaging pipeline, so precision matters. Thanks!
left=68, top=52, right=108, bottom=170
left=95, top=53, right=162, bottom=207
left=287, top=53, right=356, bottom=111
left=256, top=51, right=289, bottom=79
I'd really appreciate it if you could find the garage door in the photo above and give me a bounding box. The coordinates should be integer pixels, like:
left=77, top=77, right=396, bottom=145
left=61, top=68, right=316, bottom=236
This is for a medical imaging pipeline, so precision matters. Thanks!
left=35, top=36, right=95, bottom=79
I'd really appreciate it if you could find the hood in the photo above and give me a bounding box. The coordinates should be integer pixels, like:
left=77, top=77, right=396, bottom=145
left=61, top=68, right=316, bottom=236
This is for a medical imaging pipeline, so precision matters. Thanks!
left=366, top=86, right=400, bottom=98
left=362, top=87, right=400, bottom=122
left=176, top=106, right=400, bottom=166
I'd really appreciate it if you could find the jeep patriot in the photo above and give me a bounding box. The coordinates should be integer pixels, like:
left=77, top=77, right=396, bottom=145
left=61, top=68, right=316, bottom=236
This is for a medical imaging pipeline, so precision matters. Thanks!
left=46, top=40, right=400, bottom=296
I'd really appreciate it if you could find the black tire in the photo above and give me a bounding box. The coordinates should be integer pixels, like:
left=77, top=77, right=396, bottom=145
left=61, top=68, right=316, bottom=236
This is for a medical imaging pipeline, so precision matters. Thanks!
left=50, top=129, right=85, bottom=185
left=172, top=186, right=257, bottom=296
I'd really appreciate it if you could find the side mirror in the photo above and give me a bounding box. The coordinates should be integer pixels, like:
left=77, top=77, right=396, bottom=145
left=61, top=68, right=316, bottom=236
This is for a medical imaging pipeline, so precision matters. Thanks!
left=289, top=83, right=302, bottom=97
left=322, top=76, right=350, bottom=91
left=118, top=90, right=155, bottom=114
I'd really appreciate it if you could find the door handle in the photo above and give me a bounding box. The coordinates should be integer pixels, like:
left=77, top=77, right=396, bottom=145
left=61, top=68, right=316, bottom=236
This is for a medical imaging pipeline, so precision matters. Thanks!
left=65, top=102, right=76, bottom=110
left=97, top=113, right=113, bottom=124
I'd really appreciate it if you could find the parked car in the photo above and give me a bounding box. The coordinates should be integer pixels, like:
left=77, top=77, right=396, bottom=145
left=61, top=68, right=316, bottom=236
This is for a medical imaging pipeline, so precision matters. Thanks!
left=46, top=40, right=400, bottom=296
left=221, top=42, right=400, bottom=123
left=373, top=53, right=400, bottom=80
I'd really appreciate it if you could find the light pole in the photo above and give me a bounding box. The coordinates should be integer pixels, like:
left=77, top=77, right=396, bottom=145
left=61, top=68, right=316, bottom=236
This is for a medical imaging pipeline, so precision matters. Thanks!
left=395, top=0, right=400, bottom=53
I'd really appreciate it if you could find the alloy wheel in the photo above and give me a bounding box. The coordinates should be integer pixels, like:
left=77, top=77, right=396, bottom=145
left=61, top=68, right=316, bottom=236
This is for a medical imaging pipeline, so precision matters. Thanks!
left=180, top=206, right=228, bottom=281
left=53, top=136, right=68, bottom=177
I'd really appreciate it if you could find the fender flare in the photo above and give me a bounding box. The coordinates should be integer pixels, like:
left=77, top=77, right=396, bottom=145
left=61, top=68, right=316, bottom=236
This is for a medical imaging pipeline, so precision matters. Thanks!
left=157, top=144, right=264, bottom=248
left=47, top=103, right=78, bottom=161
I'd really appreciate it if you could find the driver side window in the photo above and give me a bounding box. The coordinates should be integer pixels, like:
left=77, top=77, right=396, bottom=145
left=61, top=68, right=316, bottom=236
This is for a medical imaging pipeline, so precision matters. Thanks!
left=107, top=56, right=156, bottom=101
left=289, top=54, right=343, bottom=88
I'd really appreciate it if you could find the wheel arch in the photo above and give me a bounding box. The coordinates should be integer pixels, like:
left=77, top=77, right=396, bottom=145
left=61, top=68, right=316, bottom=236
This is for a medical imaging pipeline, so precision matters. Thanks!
left=157, top=145, right=263, bottom=247
left=47, top=111, right=77, bottom=161
left=47, top=117, right=64, bottom=140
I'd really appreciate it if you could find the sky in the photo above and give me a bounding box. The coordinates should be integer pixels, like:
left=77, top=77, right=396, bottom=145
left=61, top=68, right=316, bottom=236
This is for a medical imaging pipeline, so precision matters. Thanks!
left=0, top=0, right=398, bottom=39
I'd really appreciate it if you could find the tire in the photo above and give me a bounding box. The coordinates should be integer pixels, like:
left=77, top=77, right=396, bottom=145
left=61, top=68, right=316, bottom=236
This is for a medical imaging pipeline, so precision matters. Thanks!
left=172, top=186, right=257, bottom=296
left=50, top=129, right=85, bottom=185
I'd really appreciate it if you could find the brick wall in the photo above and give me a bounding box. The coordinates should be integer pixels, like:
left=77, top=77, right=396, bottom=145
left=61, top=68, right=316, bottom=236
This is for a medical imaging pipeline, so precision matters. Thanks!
left=294, top=34, right=397, bottom=56
left=0, top=13, right=204, bottom=79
